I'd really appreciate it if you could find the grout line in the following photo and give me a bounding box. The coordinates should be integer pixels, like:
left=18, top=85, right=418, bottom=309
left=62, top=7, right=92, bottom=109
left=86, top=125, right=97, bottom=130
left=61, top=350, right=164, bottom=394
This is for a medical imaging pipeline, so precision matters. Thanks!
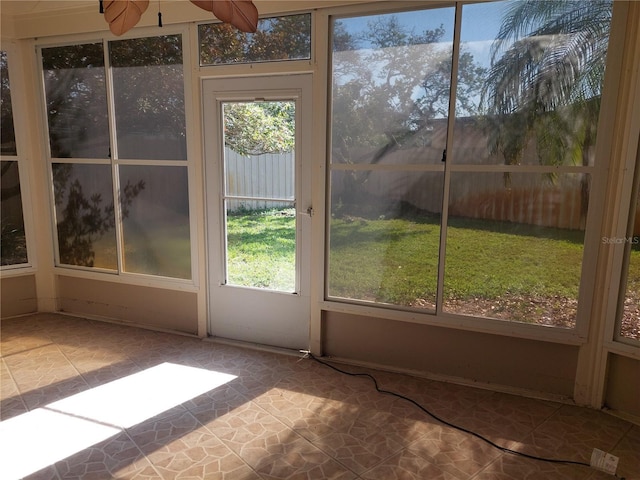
left=0, top=341, right=56, bottom=359
left=0, top=357, right=29, bottom=415
left=121, top=427, right=165, bottom=479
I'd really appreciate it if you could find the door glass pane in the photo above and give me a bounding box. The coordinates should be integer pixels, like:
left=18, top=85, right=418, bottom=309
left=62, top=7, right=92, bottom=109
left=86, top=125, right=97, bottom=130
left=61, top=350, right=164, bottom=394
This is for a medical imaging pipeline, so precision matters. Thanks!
left=222, top=101, right=296, bottom=291
left=110, top=35, right=186, bottom=160
left=619, top=189, right=640, bottom=341
left=1, top=51, right=17, bottom=156
left=42, top=43, right=110, bottom=159
left=1, top=161, right=27, bottom=266
left=455, top=0, right=613, bottom=166
left=119, top=165, right=191, bottom=279
left=52, top=163, right=117, bottom=269
left=444, top=172, right=588, bottom=328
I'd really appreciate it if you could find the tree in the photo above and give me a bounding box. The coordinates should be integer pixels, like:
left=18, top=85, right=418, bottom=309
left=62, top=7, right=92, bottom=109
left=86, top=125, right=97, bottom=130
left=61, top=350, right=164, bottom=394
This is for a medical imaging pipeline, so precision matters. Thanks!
left=330, top=14, right=485, bottom=216
left=42, top=42, right=110, bottom=158
left=199, top=14, right=311, bottom=65
left=53, top=164, right=145, bottom=267
left=223, top=102, right=295, bottom=156
left=332, top=15, right=486, bottom=165
left=481, top=0, right=612, bottom=223
left=1, top=51, right=16, bottom=155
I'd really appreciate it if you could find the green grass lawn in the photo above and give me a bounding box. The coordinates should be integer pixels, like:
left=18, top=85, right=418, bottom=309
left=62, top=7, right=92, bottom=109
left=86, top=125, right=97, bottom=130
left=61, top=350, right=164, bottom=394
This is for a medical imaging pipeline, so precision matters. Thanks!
left=227, top=209, right=640, bottom=325
left=226, top=208, right=296, bottom=291
left=328, top=215, right=590, bottom=303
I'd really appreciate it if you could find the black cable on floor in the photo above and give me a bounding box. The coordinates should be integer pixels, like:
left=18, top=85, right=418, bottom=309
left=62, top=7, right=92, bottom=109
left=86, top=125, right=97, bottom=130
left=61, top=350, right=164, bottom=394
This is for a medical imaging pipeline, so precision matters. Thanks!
left=303, top=351, right=625, bottom=480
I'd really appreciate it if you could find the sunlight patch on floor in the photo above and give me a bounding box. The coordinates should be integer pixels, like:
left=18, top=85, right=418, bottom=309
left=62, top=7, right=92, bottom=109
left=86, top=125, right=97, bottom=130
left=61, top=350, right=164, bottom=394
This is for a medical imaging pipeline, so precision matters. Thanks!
left=0, top=363, right=237, bottom=480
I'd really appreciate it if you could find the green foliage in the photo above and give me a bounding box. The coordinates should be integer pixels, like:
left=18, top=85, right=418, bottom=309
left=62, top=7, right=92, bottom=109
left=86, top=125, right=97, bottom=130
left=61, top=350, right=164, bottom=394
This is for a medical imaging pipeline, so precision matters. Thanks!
left=481, top=0, right=612, bottom=167
left=332, top=14, right=486, bottom=164
left=224, top=102, right=295, bottom=156
left=199, top=14, right=311, bottom=65
left=1, top=51, right=16, bottom=155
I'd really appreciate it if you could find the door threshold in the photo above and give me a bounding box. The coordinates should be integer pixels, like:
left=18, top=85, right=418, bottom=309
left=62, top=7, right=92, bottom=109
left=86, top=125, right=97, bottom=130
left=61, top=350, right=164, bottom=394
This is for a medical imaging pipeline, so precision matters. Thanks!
left=203, top=335, right=306, bottom=358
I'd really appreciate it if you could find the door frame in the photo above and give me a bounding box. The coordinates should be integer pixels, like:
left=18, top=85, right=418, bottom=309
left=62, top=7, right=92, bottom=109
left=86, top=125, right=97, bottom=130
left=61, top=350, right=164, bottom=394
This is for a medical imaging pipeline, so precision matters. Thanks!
left=201, top=74, right=313, bottom=349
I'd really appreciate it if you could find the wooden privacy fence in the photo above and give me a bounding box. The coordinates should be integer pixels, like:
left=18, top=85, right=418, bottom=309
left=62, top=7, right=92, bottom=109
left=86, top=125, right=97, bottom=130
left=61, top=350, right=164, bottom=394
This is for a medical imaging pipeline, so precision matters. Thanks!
left=447, top=185, right=586, bottom=230
left=332, top=167, right=589, bottom=230
left=225, top=148, right=294, bottom=212
left=226, top=147, right=593, bottom=230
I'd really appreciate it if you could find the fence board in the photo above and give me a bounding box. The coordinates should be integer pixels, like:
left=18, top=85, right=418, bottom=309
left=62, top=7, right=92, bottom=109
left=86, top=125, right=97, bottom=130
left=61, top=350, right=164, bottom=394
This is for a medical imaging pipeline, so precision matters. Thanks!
left=225, top=148, right=294, bottom=211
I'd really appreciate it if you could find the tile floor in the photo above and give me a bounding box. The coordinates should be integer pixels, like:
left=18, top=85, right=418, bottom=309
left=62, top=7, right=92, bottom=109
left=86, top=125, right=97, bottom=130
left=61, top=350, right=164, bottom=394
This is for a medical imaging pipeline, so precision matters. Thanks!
left=1, top=313, right=639, bottom=480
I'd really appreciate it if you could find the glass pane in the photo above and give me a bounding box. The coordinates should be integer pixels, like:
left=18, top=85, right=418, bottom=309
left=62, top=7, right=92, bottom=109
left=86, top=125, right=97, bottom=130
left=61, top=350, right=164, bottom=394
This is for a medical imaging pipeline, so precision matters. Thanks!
left=224, top=101, right=295, bottom=204
left=331, top=7, right=459, bottom=165
left=110, top=35, right=186, bottom=160
left=225, top=202, right=296, bottom=291
left=619, top=189, right=640, bottom=341
left=119, top=165, right=191, bottom=279
left=1, top=51, right=17, bottom=156
left=444, top=172, right=589, bottom=328
left=52, top=163, right=117, bottom=269
left=455, top=0, right=613, bottom=166
left=328, top=170, right=443, bottom=309
left=42, top=44, right=110, bottom=159
left=199, top=14, right=311, bottom=66
left=1, top=161, right=27, bottom=265
left=225, top=149, right=295, bottom=204
left=222, top=100, right=296, bottom=291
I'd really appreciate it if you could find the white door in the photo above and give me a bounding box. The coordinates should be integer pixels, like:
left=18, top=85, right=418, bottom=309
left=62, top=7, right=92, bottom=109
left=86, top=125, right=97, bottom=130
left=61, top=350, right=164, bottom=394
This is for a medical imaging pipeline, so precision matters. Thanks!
left=202, top=75, right=312, bottom=350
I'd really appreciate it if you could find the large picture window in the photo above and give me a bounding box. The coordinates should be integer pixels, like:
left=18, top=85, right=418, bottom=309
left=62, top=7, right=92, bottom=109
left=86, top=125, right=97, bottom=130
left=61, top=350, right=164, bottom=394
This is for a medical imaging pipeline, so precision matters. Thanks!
left=42, top=35, right=191, bottom=280
left=328, top=0, right=613, bottom=329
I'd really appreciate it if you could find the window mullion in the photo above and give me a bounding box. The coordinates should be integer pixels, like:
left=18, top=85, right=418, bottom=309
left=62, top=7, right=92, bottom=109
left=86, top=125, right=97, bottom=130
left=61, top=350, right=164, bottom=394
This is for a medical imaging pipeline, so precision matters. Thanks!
left=103, top=39, right=125, bottom=275
left=436, top=2, right=463, bottom=315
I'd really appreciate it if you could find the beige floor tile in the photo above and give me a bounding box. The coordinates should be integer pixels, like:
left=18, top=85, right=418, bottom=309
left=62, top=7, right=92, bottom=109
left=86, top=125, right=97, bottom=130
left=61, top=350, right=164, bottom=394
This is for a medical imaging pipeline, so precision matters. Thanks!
left=21, top=465, right=59, bottom=480
left=311, top=428, right=404, bottom=474
left=0, top=358, right=28, bottom=420
left=199, top=399, right=356, bottom=480
left=359, top=449, right=460, bottom=480
left=472, top=453, right=612, bottom=480
left=408, top=424, right=501, bottom=478
left=371, top=372, right=493, bottom=423
left=514, top=404, right=632, bottom=465
left=2, top=314, right=638, bottom=480
left=52, top=431, right=159, bottom=480
left=4, top=344, right=89, bottom=410
left=608, top=423, right=640, bottom=480
left=451, top=394, right=560, bottom=450
left=184, top=383, right=251, bottom=427
left=142, top=427, right=261, bottom=480
left=126, top=407, right=197, bottom=454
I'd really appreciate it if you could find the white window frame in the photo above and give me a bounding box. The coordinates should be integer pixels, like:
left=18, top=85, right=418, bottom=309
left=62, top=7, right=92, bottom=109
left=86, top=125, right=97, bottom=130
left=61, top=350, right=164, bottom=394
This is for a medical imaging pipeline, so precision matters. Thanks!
left=0, top=41, right=36, bottom=275
left=320, top=0, right=626, bottom=345
left=35, top=25, right=199, bottom=292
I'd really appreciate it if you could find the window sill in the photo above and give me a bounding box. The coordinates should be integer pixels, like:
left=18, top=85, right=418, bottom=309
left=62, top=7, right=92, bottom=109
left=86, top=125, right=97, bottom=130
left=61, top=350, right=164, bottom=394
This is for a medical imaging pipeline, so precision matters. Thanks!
left=54, top=266, right=199, bottom=293
left=320, top=299, right=587, bottom=346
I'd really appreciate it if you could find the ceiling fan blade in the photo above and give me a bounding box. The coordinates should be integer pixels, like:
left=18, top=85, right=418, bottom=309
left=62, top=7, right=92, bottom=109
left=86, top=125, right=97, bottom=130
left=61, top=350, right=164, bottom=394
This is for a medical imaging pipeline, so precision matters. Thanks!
left=190, top=0, right=258, bottom=33
left=103, top=0, right=149, bottom=36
